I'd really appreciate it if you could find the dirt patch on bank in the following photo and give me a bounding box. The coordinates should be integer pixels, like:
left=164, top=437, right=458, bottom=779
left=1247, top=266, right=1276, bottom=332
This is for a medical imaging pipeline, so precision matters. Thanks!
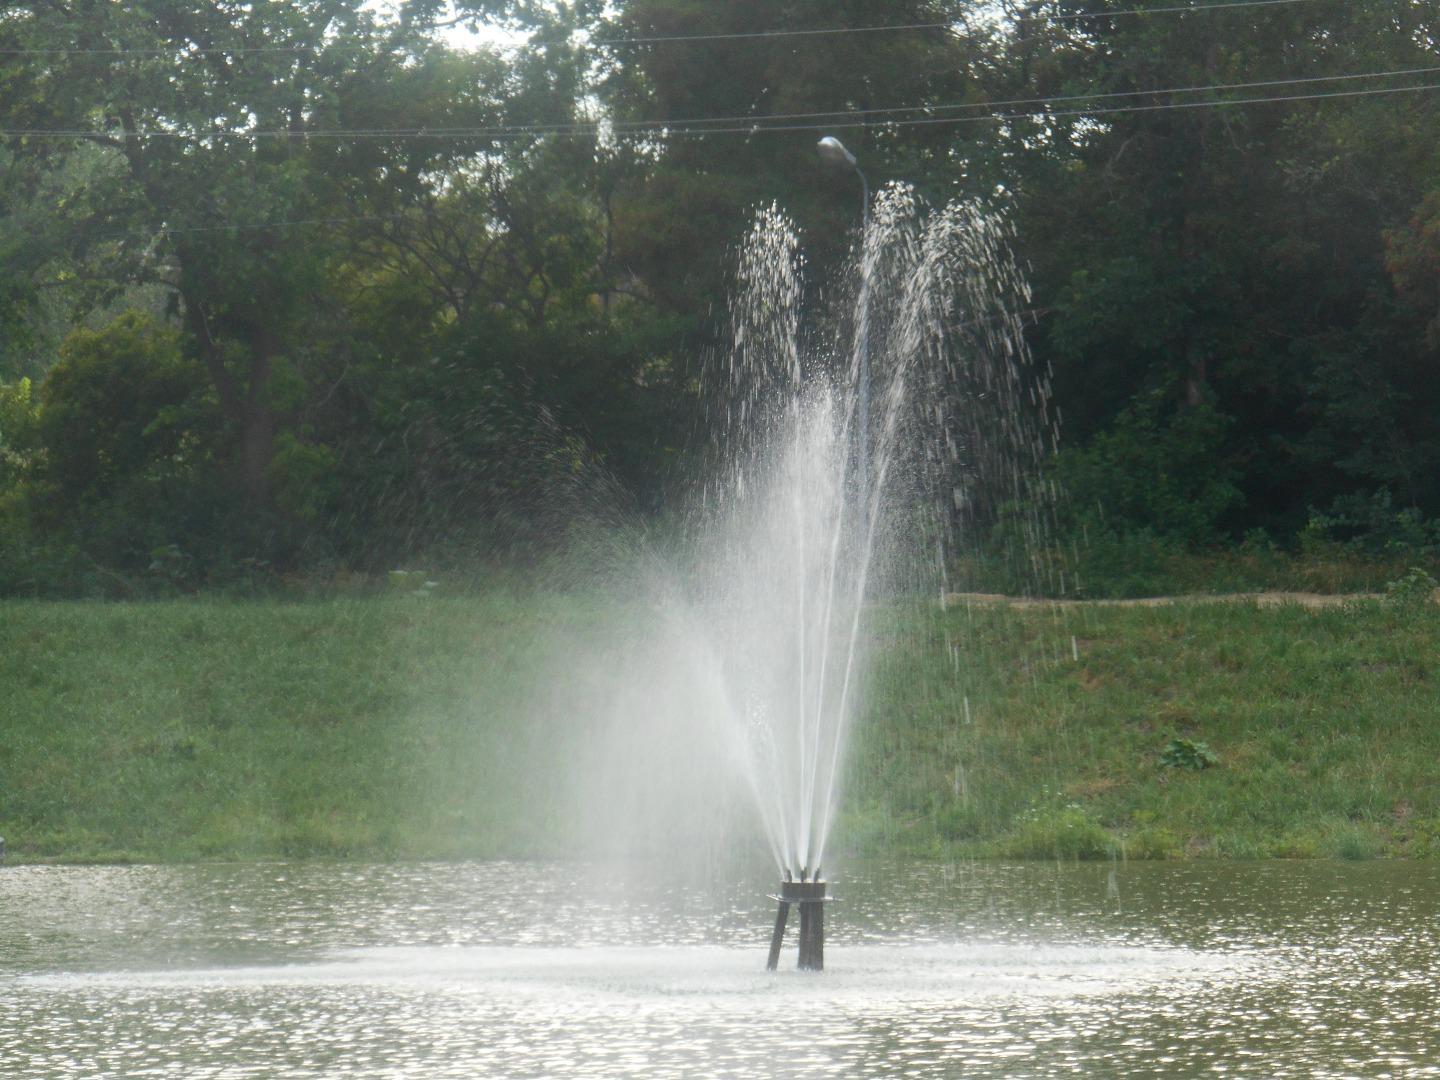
left=942, top=590, right=1387, bottom=610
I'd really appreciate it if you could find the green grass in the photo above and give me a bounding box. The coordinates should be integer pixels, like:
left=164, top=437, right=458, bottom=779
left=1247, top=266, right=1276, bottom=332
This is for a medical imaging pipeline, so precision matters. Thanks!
left=836, top=596, right=1440, bottom=860
left=0, top=593, right=640, bottom=863
left=953, top=536, right=1439, bottom=599
left=2, top=592, right=1439, bottom=863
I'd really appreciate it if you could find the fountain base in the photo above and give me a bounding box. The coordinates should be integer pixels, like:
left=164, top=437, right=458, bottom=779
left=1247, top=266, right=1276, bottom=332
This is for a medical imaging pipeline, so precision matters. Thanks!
left=765, top=879, right=830, bottom=971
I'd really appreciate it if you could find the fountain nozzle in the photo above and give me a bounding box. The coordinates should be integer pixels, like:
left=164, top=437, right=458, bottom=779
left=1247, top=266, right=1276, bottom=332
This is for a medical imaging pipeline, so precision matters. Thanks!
left=765, top=877, right=831, bottom=971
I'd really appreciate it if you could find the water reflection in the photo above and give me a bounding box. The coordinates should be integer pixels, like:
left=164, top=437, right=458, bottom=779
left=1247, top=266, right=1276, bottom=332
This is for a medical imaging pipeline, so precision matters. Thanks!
left=2, top=860, right=1437, bottom=1077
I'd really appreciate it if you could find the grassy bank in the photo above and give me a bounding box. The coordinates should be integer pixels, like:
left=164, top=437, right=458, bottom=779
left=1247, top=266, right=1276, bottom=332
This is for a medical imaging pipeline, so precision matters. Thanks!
left=0, top=595, right=627, bottom=863
left=2, top=593, right=1438, bottom=863
left=846, top=594, right=1440, bottom=860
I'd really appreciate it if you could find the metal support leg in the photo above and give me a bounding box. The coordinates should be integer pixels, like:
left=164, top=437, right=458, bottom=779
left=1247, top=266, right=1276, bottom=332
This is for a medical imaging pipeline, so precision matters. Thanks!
left=798, top=899, right=824, bottom=971
left=767, top=879, right=830, bottom=971
left=766, top=901, right=790, bottom=971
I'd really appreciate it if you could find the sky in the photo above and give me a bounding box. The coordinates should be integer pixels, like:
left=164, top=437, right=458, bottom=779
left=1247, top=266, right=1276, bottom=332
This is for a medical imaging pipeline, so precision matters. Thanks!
left=365, top=1, right=532, bottom=52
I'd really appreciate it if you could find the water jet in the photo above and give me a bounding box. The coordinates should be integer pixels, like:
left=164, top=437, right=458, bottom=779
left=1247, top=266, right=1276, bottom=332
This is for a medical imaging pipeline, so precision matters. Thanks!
left=709, top=185, right=1050, bottom=975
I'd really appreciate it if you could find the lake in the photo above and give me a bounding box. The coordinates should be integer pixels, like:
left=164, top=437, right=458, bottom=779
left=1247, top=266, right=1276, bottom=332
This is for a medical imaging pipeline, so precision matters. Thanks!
left=3, top=859, right=1436, bottom=1077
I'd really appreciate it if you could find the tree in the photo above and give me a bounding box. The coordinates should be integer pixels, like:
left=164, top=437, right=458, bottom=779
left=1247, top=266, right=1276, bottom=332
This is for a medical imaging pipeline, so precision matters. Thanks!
left=999, top=0, right=1440, bottom=534
left=594, top=0, right=991, bottom=318
left=28, top=312, right=218, bottom=565
left=0, top=1, right=514, bottom=532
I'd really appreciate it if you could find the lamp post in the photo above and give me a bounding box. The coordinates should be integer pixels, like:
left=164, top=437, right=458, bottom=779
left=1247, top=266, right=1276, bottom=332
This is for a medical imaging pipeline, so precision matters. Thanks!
left=817, top=136, right=872, bottom=522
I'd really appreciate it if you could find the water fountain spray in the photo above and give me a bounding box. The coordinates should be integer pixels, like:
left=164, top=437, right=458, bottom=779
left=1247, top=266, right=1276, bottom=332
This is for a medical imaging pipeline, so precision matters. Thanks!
left=753, top=136, right=867, bottom=974
left=713, top=161, right=1050, bottom=972
left=818, top=136, right=872, bottom=534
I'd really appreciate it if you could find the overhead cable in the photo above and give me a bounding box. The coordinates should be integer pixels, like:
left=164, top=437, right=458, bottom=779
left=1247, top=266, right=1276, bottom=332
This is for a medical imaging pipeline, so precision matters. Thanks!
left=3, top=69, right=1436, bottom=142
left=0, top=0, right=1325, bottom=56
left=458, top=64, right=1440, bottom=134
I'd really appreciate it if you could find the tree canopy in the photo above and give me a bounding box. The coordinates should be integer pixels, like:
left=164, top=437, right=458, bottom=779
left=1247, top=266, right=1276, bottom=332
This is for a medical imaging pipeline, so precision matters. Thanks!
left=2, top=0, right=1438, bottom=593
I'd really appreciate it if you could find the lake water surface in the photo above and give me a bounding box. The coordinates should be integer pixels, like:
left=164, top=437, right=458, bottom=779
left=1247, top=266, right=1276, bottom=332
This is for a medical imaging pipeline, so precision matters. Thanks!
left=2, top=859, right=1437, bottom=1077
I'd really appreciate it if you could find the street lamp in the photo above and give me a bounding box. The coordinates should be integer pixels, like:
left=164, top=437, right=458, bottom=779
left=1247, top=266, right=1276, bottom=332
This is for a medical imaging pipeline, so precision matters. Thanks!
left=817, top=136, right=872, bottom=526
left=816, top=136, right=868, bottom=215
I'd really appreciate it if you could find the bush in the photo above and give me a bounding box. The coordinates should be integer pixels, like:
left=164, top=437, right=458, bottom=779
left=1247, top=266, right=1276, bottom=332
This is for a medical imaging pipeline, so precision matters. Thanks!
left=1304, top=490, right=1440, bottom=558
left=1125, top=826, right=1183, bottom=860
left=1054, top=385, right=1244, bottom=549
left=1330, top=824, right=1382, bottom=862
left=998, top=803, right=1115, bottom=860
left=32, top=313, right=226, bottom=573
left=1384, top=566, right=1439, bottom=611
left=1159, top=738, right=1219, bottom=771
left=37, top=312, right=211, bottom=501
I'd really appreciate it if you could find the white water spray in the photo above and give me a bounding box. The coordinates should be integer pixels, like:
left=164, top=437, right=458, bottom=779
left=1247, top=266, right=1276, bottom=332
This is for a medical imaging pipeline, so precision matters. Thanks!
left=682, top=184, right=1050, bottom=879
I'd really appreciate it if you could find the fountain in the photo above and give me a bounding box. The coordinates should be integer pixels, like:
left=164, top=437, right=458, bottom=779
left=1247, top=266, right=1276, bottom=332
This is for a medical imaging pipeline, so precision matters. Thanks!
left=6, top=160, right=1351, bottom=1080
left=695, top=172, right=1051, bottom=971
left=765, top=872, right=831, bottom=971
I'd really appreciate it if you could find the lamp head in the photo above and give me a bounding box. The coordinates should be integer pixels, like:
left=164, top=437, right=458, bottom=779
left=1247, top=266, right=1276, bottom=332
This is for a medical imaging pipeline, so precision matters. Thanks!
left=816, top=135, right=857, bottom=169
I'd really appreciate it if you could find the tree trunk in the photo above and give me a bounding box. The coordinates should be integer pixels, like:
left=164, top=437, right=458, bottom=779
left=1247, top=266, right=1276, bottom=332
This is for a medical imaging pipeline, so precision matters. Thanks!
left=1185, top=343, right=1208, bottom=407
left=179, top=281, right=278, bottom=517
left=238, top=402, right=276, bottom=513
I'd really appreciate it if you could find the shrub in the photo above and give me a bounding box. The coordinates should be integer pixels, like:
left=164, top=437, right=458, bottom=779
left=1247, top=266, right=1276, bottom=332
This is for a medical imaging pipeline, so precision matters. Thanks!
left=998, top=803, right=1115, bottom=860
left=1384, top=566, right=1438, bottom=611
left=24, top=311, right=227, bottom=583
left=1159, top=738, right=1219, bottom=771
left=1303, top=491, right=1440, bottom=558
left=1330, top=824, right=1382, bottom=862
left=1125, top=826, right=1183, bottom=860
left=1054, top=385, right=1244, bottom=549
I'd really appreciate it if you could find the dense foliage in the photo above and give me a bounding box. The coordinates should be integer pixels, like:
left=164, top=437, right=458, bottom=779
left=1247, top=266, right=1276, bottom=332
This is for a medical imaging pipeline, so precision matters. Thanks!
left=2, top=0, right=1438, bottom=594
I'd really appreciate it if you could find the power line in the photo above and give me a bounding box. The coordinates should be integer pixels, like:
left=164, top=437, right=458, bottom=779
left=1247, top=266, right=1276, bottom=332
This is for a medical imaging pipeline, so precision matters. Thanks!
left=826, top=79, right=1440, bottom=132
left=603, top=79, right=1440, bottom=137
left=1008, top=0, right=1320, bottom=23
left=589, top=0, right=1323, bottom=45
left=159, top=214, right=406, bottom=234
left=528, top=81, right=1439, bottom=137
left=32, top=78, right=1434, bottom=241
left=486, top=64, right=1440, bottom=134
left=610, top=0, right=1321, bottom=42
left=396, top=79, right=1440, bottom=135
left=3, top=66, right=1435, bottom=142
left=17, top=214, right=414, bottom=247
left=0, top=0, right=1324, bottom=56
left=26, top=216, right=399, bottom=246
